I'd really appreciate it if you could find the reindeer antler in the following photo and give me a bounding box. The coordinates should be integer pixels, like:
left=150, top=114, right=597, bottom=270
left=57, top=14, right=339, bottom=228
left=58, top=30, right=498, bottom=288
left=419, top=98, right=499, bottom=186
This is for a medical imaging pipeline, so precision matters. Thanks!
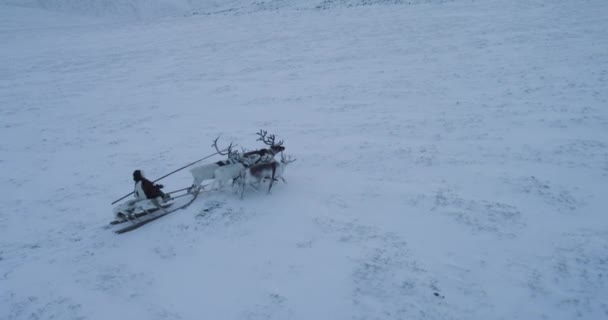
left=256, top=129, right=284, bottom=146
left=280, top=153, right=296, bottom=164
left=212, top=136, right=234, bottom=156
left=256, top=130, right=270, bottom=145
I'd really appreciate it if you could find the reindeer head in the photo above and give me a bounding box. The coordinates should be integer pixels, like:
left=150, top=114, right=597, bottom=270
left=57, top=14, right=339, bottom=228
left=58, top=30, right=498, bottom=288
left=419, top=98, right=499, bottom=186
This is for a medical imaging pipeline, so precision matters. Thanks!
left=270, top=145, right=285, bottom=153
left=257, top=129, right=286, bottom=153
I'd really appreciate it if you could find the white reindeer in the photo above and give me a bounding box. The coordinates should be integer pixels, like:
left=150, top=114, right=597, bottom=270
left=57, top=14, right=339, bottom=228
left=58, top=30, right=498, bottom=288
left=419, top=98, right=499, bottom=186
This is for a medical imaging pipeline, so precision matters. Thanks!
left=211, top=160, right=245, bottom=190
left=189, top=137, right=242, bottom=192
left=238, top=153, right=296, bottom=199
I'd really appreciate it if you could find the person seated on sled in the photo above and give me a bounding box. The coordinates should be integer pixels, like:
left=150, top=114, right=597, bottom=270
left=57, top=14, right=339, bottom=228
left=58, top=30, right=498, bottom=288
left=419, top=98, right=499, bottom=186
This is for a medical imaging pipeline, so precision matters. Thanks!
left=133, top=169, right=170, bottom=205
left=113, top=170, right=170, bottom=221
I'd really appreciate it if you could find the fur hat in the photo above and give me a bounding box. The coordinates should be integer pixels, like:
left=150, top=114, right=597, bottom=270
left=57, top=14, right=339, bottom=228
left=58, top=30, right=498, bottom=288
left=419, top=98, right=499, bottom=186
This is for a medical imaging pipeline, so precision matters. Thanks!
left=133, top=170, right=144, bottom=181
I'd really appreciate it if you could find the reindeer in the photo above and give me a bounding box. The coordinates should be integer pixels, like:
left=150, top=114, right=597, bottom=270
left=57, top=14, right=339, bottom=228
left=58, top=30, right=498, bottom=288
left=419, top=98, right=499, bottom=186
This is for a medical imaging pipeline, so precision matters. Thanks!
left=189, top=137, right=243, bottom=192
left=240, top=130, right=286, bottom=166
left=190, top=131, right=287, bottom=193
left=238, top=153, right=296, bottom=199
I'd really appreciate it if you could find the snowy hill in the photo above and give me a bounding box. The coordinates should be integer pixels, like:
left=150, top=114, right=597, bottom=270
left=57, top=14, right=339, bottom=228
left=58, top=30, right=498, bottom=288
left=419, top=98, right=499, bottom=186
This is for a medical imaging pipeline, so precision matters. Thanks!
left=1, top=0, right=608, bottom=319
left=3, top=0, right=459, bottom=18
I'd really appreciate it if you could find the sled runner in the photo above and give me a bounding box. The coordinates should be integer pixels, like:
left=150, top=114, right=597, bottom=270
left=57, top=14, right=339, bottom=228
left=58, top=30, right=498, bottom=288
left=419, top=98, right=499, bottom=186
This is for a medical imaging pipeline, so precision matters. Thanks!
left=113, top=191, right=200, bottom=234
left=111, top=197, right=173, bottom=224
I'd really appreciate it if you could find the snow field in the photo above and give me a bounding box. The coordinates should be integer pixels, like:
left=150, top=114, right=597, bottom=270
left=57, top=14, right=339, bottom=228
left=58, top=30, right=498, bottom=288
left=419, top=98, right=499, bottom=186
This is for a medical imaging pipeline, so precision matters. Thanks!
left=1, top=0, right=607, bottom=319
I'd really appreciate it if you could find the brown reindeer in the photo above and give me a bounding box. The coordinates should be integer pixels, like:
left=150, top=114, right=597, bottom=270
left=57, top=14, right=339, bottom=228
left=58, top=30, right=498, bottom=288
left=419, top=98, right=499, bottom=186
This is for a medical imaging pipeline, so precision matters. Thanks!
left=240, top=130, right=285, bottom=166
left=238, top=153, right=296, bottom=199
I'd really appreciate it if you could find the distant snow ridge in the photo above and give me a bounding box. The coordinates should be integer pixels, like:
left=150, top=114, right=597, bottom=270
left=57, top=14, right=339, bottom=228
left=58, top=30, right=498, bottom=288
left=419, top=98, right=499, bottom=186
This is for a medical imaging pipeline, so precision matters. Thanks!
left=36, top=0, right=200, bottom=18
left=1, top=0, right=224, bottom=18
left=315, top=0, right=456, bottom=10
left=1, top=0, right=460, bottom=18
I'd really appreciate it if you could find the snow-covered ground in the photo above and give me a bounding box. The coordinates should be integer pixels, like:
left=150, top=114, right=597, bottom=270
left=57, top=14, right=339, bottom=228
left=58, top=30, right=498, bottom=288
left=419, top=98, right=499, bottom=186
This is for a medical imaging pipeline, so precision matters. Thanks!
left=1, top=0, right=607, bottom=319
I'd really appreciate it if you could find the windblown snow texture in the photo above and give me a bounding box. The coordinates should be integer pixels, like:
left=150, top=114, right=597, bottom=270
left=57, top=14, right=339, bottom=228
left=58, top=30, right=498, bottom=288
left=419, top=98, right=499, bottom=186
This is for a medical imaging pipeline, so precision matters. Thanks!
left=1, top=0, right=607, bottom=319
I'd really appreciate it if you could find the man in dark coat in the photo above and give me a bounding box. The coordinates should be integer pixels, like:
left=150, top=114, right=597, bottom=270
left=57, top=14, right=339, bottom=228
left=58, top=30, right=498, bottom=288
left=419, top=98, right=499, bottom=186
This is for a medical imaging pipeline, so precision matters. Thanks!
left=133, top=169, right=167, bottom=201
left=112, top=170, right=170, bottom=221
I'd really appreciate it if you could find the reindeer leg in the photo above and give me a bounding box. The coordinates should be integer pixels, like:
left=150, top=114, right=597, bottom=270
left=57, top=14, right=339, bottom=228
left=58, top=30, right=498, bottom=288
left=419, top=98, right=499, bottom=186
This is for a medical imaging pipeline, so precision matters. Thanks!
left=230, top=178, right=239, bottom=194
left=237, top=175, right=244, bottom=199
left=280, top=177, right=287, bottom=183
left=267, top=165, right=277, bottom=194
